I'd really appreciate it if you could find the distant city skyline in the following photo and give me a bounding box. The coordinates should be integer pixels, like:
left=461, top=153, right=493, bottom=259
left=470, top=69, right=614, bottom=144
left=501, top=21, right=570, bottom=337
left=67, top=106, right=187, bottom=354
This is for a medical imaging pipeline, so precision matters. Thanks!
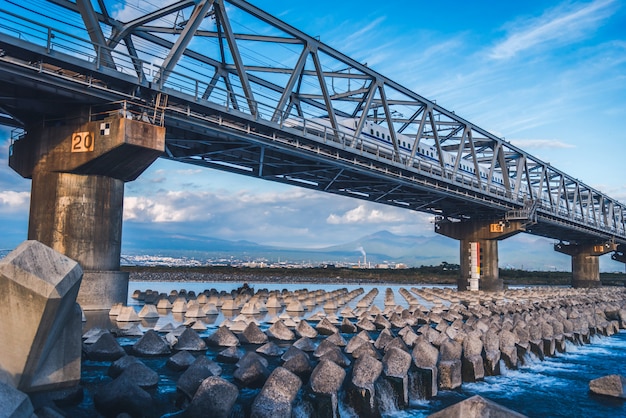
left=0, top=0, right=624, bottom=271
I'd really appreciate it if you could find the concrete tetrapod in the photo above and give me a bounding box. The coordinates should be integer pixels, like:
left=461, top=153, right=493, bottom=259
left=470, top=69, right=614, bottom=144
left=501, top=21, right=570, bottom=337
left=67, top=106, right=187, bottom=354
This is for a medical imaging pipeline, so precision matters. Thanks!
left=251, top=367, right=302, bottom=418
left=0, top=241, right=83, bottom=392
left=347, top=354, right=384, bottom=417
left=411, top=336, right=439, bottom=398
left=382, top=346, right=412, bottom=408
left=428, top=394, right=527, bottom=418
left=187, top=376, right=239, bottom=418
left=309, top=359, right=346, bottom=418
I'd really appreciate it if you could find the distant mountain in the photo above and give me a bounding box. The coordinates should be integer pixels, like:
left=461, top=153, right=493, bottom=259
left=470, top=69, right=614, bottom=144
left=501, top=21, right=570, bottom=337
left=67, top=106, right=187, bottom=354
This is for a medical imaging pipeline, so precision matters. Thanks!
left=122, top=224, right=262, bottom=253
left=2, top=225, right=621, bottom=271
left=317, top=230, right=458, bottom=266
left=121, top=225, right=624, bottom=272
left=499, top=236, right=571, bottom=271
left=122, top=224, right=459, bottom=266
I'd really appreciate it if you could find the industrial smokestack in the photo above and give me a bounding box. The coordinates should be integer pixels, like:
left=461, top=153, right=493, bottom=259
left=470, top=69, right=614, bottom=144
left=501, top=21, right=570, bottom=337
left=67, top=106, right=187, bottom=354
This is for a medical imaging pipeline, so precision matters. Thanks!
left=357, top=246, right=367, bottom=268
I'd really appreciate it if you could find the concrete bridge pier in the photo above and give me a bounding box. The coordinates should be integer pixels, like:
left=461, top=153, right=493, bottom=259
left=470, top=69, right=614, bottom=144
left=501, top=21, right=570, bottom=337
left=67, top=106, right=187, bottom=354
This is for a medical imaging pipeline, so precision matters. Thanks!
left=436, top=219, right=525, bottom=291
left=554, top=241, right=618, bottom=288
left=10, top=109, right=164, bottom=309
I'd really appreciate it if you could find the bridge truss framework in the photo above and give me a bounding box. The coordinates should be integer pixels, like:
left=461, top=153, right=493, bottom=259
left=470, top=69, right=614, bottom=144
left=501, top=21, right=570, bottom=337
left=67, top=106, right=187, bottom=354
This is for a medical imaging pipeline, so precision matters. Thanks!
left=0, top=0, right=624, bottom=252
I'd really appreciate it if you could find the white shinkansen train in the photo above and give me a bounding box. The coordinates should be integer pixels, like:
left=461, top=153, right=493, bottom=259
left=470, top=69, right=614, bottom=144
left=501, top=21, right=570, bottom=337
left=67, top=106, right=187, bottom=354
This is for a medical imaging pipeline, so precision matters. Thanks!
left=285, top=115, right=573, bottom=215
left=286, top=115, right=507, bottom=187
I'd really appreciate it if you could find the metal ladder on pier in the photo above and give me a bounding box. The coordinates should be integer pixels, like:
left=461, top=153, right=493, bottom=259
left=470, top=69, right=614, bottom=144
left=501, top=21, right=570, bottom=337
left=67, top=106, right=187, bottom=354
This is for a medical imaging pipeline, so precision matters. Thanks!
left=506, top=199, right=539, bottom=229
left=153, top=92, right=168, bottom=126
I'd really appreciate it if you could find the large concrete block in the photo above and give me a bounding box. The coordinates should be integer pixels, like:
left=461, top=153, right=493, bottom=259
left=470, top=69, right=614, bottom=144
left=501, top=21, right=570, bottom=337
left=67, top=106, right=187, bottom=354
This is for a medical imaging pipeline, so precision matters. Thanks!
left=0, top=240, right=83, bottom=392
left=428, top=395, right=527, bottom=418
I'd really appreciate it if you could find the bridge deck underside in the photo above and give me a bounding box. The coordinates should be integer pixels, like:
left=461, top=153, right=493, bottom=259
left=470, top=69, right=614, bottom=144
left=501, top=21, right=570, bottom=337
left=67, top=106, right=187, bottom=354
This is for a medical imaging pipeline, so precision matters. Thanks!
left=161, top=119, right=624, bottom=246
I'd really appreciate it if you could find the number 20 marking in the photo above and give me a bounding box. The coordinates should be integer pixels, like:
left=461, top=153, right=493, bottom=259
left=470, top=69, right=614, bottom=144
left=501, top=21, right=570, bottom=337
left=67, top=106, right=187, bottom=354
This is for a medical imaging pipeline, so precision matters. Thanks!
left=71, top=132, right=95, bottom=152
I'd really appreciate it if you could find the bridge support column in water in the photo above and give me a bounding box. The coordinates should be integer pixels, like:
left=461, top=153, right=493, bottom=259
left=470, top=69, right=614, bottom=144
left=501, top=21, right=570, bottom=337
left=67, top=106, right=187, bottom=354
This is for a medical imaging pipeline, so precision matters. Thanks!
left=9, top=110, right=164, bottom=309
left=436, top=219, right=526, bottom=291
left=554, top=241, right=618, bottom=288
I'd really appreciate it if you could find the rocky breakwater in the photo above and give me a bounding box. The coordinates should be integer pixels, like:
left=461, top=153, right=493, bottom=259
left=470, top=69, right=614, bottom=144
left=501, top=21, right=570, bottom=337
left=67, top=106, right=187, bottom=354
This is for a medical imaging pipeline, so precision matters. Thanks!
left=73, top=285, right=626, bottom=417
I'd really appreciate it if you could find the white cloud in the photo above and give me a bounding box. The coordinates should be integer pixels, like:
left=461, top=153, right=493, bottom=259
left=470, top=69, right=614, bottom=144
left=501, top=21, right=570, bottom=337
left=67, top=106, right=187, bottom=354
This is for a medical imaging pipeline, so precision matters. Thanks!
left=233, top=188, right=313, bottom=204
left=111, top=0, right=174, bottom=23
left=327, top=204, right=406, bottom=225
left=121, top=179, right=435, bottom=248
left=344, top=16, right=386, bottom=45
left=591, top=183, right=626, bottom=204
left=339, top=16, right=388, bottom=60
left=509, top=139, right=576, bottom=149
left=175, top=168, right=204, bottom=176
left=0, top=191, right=29, bottom=209
left=489, top=0, right=617, bottom=60
left=123, top=192, right=211, bottom=223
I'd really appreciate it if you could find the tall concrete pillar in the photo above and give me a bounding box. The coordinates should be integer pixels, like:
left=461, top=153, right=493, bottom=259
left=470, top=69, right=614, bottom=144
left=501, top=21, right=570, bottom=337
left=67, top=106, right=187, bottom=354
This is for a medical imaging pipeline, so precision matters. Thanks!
left=436, top=219, right=525, bottom=291
left=10, top=109, right=164, bottom=309
left=458, top=239, right=500, bottom=291
left=554, top=241, right=618, bottom=288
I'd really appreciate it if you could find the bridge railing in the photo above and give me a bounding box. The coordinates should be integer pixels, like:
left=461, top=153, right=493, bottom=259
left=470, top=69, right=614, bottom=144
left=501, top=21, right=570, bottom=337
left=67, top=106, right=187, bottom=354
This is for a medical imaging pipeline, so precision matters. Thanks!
left=87, top=100, right=166, bottom=127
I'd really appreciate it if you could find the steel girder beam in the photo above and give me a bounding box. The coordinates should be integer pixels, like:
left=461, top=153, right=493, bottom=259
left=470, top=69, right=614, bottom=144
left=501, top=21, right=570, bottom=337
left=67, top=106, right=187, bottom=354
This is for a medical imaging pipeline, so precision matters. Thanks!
left=154, top=0, right=214, bottom=88
left=75, top=0, right=115, bottom=69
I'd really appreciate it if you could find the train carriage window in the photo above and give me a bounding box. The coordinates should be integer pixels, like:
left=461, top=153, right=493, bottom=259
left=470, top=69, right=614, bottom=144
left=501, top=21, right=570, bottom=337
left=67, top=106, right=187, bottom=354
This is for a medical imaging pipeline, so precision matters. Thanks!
left=387, top=135, right=391, bottom=141
left=370, top=129, right=374, bottom=135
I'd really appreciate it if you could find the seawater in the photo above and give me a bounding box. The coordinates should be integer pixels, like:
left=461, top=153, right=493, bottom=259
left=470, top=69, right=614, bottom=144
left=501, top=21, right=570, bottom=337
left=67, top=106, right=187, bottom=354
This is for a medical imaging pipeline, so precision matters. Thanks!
left=417, top=334, right=626, bottom=418
left=106, top=280, right=626, bottom=418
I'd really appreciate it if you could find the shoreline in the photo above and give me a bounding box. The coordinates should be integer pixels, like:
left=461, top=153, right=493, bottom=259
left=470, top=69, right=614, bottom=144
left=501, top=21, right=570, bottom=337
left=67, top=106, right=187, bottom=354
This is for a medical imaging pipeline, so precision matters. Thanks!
left=124, top=265, right=626, bottom=286
left=125, top=266, right=457, bottom=286
left=127, top=273, right=453, bottom=286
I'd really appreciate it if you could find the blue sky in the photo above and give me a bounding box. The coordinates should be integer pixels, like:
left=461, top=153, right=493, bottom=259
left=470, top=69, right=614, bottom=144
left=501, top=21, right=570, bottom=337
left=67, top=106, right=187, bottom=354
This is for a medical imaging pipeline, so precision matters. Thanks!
left=0, top=0, right=625, bottom=269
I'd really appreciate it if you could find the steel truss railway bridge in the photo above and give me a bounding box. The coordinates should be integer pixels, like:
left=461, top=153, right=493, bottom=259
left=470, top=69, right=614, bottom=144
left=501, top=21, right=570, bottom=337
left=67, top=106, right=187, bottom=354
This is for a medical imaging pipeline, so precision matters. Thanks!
left=0, top=0, right=624, bottom=308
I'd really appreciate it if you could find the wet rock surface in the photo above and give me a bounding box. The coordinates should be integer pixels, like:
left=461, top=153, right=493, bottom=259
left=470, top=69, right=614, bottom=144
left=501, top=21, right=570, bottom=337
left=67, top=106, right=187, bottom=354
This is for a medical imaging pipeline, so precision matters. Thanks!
left=186, top=376, right=239, bottom=418
left=132, top=329, right=171, bottom=356
left=589, top=374, right=626, bottom=399
left=93, top=374, right=153, bottom=417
